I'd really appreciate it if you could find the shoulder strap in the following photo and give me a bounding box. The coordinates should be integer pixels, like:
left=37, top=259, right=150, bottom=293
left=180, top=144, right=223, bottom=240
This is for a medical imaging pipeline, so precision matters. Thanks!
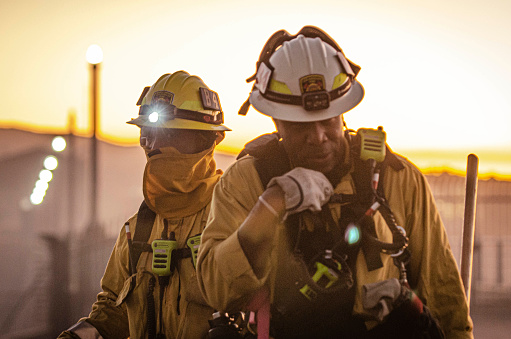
left=240, top=132, right=405, bottom=192
left=129, top=201, right=157, bottom=275
left=237, top=133, right=292, bottom=188
left=349, top=136, right=406, bottom=271
left=129, top=201, right=202, bottom=274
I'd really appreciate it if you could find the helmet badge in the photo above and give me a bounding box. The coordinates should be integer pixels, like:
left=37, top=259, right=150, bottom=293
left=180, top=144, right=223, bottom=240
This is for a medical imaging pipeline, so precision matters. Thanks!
left=152, top=91, right=174, bottom=105
left=300, top=74, right=326, bottom=93
left=300, top=74, right=330, bottom=111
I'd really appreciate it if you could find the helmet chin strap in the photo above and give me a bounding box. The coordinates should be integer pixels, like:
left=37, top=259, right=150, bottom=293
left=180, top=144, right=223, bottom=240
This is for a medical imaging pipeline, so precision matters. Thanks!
left=140, top=128, right=222, bottom=155
left=140, top=136, right=155, bottom=152
left=139, top=127, right=168, bottom=151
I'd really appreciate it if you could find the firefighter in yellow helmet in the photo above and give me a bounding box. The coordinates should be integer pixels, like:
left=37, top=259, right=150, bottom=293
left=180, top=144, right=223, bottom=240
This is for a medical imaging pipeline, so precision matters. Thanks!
left=197, top=27, right=473, bottom=338
left=59, top=71, right=230, bottom=338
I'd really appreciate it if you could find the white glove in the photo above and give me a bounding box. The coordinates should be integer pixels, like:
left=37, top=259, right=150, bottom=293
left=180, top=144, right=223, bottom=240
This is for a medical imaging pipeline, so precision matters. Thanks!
left=267, top=167, right=334, bottom=215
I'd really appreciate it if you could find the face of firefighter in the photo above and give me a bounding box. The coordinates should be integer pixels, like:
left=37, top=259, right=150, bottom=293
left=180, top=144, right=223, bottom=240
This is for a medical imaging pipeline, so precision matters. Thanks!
left=274, top=116, right=346, bottom=176
left=140, top=127, right=222, bottom=154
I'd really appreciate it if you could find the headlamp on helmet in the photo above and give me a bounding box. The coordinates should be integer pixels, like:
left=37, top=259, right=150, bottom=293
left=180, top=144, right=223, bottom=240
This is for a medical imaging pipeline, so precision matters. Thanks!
left=148, top=111, right=159, bottom=123
left=128, top=71, right=230, bottom=131
left=138, top=88, right=224, bottom=126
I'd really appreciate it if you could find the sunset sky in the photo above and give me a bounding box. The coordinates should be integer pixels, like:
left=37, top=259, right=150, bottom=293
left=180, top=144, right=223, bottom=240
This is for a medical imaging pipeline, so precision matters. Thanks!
left=1, top=0, right=510, bottom=179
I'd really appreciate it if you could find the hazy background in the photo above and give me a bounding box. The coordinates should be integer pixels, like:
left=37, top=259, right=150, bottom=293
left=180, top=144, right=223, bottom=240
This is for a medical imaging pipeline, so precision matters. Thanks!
left=1, top=0, right=511, bottom=338
left=1, top=0, right=510, bottom=178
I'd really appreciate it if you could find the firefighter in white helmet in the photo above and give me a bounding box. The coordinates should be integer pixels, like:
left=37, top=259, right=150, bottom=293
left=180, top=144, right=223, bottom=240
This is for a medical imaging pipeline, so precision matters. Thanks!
left=59, top=71, right=230, bottom=338
left=197, top=26, right=473, bottom=338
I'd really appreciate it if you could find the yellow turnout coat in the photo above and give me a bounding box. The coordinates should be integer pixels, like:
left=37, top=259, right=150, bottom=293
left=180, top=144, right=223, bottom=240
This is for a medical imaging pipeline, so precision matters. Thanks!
left=60, top=206, right=214, bottom=339
left=197, top=153, right=473, bottom=338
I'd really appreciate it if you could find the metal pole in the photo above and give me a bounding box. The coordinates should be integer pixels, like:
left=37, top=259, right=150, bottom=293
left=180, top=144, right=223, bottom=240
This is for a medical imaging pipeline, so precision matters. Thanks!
left=460, top=153, right=478, bottom=306
left=90, top=63, right=98, bottom=229
left=67, top=111, right=76, bottom=237
left=63, top=111, right=75, bottom=325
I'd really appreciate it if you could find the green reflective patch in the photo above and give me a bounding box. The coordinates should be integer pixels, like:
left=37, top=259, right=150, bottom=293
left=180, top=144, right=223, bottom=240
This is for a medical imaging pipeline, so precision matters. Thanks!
left=269, top=79, right=292, bottom=94
left=332, top=73, right=348, bottom=89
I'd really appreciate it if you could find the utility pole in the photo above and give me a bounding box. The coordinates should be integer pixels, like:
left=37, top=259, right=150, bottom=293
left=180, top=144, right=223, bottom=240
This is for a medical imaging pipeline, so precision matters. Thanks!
left=86, top=44, right=103, bottom=231
left=77, top=44, right=104, bottom=317
left=67, top=111, right=76, bottom=237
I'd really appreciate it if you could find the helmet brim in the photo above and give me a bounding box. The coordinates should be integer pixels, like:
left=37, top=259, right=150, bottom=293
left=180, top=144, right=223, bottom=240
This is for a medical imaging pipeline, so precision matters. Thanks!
left=126, top=116, right=231, bottom=131
left=249, top=80, right=364, bottom=122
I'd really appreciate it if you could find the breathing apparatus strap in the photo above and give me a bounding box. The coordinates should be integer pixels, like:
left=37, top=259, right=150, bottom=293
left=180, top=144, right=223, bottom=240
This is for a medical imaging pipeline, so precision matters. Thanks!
left=237, top=131, right=411, bottom=336
left=147, top=276, right=157, bottom=339
left=347, top=131, right=407, bottom=271
left=130, top=201, right=157, bottom=276
left=127, top=201, right=201, bottom=338
left=238, top=131, right=407, bottom=274
left=128, top=201, right=200, bottom=275
left=237, top=132, right=291, bottom=188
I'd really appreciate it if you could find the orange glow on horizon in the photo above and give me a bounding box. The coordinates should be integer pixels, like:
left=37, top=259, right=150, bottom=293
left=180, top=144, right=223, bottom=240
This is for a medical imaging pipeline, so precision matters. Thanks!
left=4, top=121, right=510, bottom=181
left=2, top=1, right=510, bottom=181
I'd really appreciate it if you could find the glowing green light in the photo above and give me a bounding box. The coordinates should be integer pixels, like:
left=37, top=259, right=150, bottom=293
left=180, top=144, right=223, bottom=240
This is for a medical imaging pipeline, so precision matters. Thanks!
left=345, top=224, right=360, bottom=245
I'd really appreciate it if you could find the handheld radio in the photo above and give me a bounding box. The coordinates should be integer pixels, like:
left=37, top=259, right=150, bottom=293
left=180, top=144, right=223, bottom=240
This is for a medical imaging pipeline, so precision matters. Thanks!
left=357, top=126, right=387, bottom=191
left=357, top=127, right=386, bottom=163
left=151, top=232, right=177, bottom=276
left=186, top=234, right=201, bottom=268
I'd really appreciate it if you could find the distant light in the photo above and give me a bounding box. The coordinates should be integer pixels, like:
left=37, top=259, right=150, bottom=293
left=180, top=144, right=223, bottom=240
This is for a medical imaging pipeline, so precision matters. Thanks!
left=86, top=44, right=103, bottom=64
left=52, top=136, right=66, bottom=152
left=32, top=185, right=47, bottom=197
left=39, top=169, right=53, bottom=182
left=44, top=156, right=58, bottom=170
left=148, top=112, right=159, bottom=123
left=35, top=180, right=49, bottom=192
left=30, top=192, right=44, bottom=205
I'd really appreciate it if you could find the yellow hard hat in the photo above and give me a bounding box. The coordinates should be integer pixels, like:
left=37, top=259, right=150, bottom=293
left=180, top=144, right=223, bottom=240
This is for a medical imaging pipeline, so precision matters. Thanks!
left=127, top=71, right=230, bottom=131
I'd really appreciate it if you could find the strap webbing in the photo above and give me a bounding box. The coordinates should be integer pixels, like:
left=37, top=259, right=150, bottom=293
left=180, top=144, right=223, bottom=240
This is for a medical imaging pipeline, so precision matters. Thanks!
left=130, top=201, right=157, bottom=275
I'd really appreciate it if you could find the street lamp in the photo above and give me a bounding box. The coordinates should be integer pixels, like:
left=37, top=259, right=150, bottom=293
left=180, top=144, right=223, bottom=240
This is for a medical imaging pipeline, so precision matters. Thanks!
left=86, top=44, right=103, bottom=65
left=86, top=44, right=102, bottom=229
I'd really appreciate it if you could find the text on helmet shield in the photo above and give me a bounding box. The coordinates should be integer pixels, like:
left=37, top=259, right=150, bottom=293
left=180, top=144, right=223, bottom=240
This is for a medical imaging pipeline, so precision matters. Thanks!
left=199, top=88, right=222, bottom=111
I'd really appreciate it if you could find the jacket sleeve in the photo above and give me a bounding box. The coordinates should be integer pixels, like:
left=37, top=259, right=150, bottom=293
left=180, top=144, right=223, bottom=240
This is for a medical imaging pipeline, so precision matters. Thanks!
left=59, top=223, right=133, bottom=339
left=197, top=157, right=270, bottom=312
left=387, top=159, right=473, bottom=339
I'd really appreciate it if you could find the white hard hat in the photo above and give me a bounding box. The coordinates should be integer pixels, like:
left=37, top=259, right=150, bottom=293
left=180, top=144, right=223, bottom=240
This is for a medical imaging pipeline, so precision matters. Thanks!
left=240, top=26, right=364, bottom=122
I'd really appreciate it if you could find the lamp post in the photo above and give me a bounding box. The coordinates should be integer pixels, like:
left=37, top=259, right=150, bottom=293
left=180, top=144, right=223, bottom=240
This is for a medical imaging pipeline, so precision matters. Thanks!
left=86, top=44, right=103, bottom=230
left=66, top=111, right=76, bottom=237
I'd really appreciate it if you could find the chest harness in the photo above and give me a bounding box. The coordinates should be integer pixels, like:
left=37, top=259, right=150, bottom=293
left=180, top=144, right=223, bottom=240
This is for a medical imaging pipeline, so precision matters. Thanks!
left=124, top=201, right=202, bottom=339
left=238, top=128, right=419, bottom=337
